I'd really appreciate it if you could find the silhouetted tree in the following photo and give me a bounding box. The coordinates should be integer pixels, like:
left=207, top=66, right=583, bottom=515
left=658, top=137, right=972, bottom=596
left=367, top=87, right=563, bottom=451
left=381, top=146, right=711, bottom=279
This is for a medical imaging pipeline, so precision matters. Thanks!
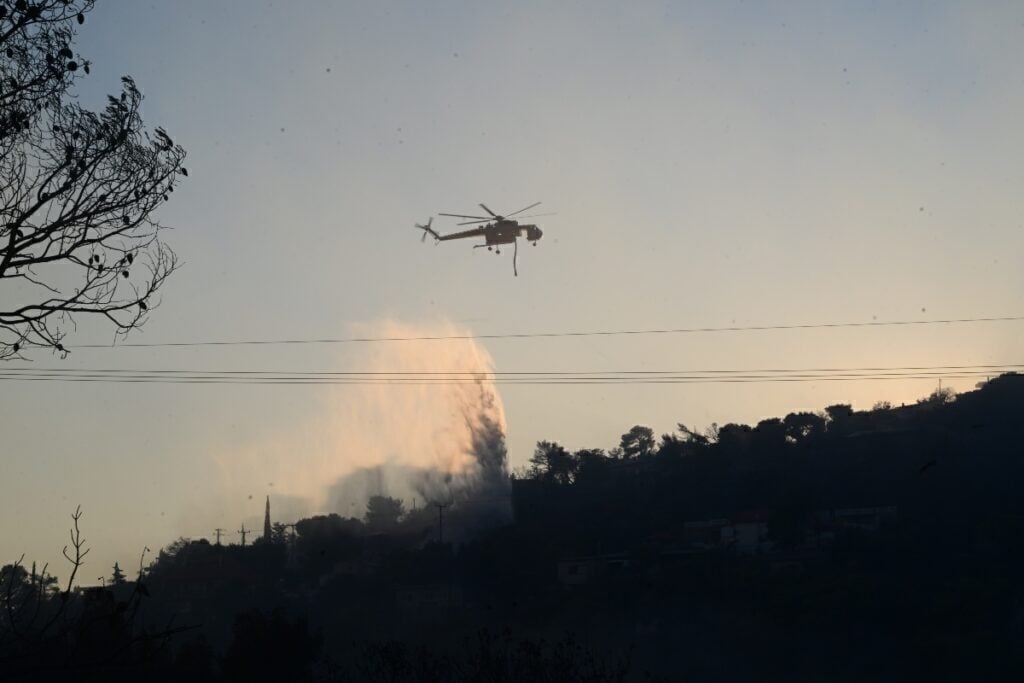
left=1, top=507, right=188, bottom=680
left=657, top=423, right=715, bottom=462
left=110, top=561, right=126, bottom=585
left=365, top=495, right=404, bottom=530
left=703, top=422, right=720, bottom=444
left=619, top=425, right=656, bottom=459
left=0, top=561, right=57, bottom=627
left=0, top=1, right=92, bottom=141
left=574, top=448, right=610, bottom=483
left=658, top=431, right=683, bottom=450
left=8, top=379, right=1021, bottom=680
left=1, top=508, right=87, bottom=647
left=824, top=404, right=854, bottom=435
left=676, top=422, right=712, bottom=446
left=754, top=418, right=787, bottom=450
left=295, top=513, right=363, bottom=540
left=715, top=423, right=752, bottom=453
left=529, top=440, right=576, bottom=484
left=782, top=411, right=826, bottom=443
left=0, top=0, right=186, bottom=358
left=150, top=536, right=194, bottom=571
left=919, top=386, right=957, bottom=406
left=292, top=514, right=363, bottom=578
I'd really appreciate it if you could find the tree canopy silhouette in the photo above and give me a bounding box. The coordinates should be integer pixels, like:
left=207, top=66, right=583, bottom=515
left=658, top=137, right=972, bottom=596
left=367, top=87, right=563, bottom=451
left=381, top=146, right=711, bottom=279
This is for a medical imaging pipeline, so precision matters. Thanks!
left=0, top=0, right=186, bottom=359
left=365, top=495, right=404, bottom=531
left=529, top=440, right=575, bottom=484
left=619, top=425, right=656, bottom=459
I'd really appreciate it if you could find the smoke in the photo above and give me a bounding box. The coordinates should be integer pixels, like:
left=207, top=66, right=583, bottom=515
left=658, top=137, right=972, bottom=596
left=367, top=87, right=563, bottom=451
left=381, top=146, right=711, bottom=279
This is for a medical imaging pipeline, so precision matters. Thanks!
left=408, top=371, right=512, bottom=536
left=191, top=319, right=510, bottom=536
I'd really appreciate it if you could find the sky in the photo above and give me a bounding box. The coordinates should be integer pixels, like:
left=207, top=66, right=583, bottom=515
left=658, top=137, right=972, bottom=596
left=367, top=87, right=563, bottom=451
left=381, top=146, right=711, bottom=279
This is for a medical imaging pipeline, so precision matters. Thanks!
left=2, top=0, right=1023, bottom=583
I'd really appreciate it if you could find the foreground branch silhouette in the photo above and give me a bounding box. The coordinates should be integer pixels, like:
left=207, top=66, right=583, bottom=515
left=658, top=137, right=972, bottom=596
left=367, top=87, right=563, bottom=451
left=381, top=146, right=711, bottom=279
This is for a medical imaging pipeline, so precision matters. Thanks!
left=0, top=506, right=192, bottom=681
left=0, top=0, right=186, bottom=359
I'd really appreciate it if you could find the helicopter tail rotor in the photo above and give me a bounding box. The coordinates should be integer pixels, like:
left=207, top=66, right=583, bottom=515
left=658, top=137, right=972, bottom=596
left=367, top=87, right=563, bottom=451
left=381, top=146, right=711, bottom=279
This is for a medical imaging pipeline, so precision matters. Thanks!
left=415, top=217, right=439, bottom=242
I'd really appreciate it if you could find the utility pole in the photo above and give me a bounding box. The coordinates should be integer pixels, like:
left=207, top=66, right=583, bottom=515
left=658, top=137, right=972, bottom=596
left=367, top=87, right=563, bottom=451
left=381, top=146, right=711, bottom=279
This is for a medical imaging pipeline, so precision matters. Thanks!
left=238, top=523, right=248, bottom=547
left=213, top=528, right=225, bottom=546
left=139, top=547, right=150, bottom=579
left=263, top=496, right=272, bottom=542
left=434, top=502, right=450, bottom=544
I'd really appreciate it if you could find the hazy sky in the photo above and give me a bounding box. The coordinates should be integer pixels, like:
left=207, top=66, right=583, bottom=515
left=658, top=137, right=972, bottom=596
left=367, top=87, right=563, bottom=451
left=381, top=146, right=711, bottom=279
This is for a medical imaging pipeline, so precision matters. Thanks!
left=2, top=0, right=1023, bottom=582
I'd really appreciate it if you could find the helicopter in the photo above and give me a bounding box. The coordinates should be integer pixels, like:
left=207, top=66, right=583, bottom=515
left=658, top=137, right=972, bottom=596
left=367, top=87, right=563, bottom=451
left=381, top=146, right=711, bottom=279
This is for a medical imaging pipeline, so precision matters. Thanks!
left=415, top=202, right=547, bottom=276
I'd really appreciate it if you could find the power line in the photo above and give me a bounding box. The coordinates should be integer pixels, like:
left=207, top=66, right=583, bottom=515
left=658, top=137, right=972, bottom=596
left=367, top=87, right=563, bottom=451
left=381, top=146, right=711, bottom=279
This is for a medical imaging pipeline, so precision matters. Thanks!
left=0, top=377, right=1003, bottom=385
left=0, top=375, right=1002, bottom=386
left=0, top=364, right=1018, bottom=386
left=0, top=363, right=1021, bottom=376
left=65, top=314, right=1024, bottom=349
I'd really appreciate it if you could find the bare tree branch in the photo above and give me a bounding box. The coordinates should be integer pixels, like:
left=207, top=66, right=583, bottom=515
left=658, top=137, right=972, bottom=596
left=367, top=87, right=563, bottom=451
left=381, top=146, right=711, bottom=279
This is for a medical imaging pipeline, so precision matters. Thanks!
left=1, top=1, right=185, bottom=358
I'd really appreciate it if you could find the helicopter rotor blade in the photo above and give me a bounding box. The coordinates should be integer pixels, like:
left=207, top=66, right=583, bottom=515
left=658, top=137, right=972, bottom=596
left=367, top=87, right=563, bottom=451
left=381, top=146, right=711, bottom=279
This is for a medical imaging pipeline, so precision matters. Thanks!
left=479, top=203, right=499, bottom=218
left=513, top=212, right=556, bottom=220
left=458, top=218, right=492, bottom=226
left=504, top=201, right=541, bottom=218
left=439, top=212, right=490, bottom=220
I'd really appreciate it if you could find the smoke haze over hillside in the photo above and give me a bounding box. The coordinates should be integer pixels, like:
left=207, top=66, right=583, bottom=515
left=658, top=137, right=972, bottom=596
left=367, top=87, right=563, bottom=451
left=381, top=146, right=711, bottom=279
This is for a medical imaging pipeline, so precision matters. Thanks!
left=186, top=319, right=510, bottom=533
